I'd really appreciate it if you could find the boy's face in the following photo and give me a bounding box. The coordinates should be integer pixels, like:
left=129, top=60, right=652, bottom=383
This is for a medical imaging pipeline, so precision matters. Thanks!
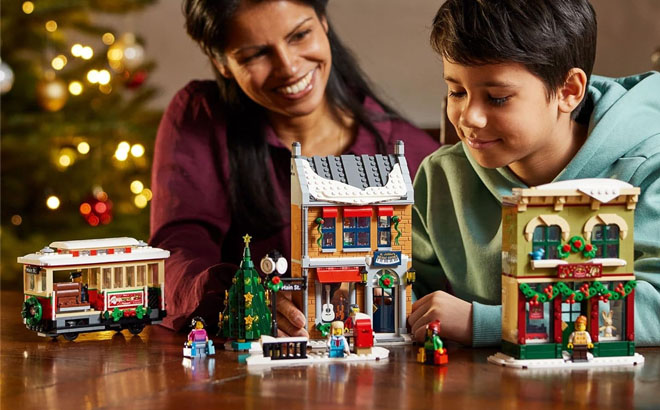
left=443, top=59, right=562, bottom=171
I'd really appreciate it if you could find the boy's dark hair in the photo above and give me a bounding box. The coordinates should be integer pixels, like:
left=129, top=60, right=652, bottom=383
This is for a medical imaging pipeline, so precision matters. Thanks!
left=431, top=0, right=597, bottom=118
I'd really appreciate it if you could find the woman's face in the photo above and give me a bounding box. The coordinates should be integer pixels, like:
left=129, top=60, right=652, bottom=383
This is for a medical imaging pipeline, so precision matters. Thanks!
left=217, top=0, right=332, bottom=119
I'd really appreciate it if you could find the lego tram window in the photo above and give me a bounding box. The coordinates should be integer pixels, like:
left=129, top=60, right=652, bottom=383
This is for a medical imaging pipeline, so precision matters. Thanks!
left=113, top=267, right=124, bottom=288
left=148, top=263, right=159, bottom=286
left=137, top=265, right=146, bottom=286
left=103, top=268, right=111, bottom=289
left=90, top=268, right=99, bottom=288
left=126, top=266, right=135, bottom=287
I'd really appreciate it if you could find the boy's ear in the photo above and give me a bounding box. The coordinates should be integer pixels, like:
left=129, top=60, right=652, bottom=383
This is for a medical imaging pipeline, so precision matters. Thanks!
left=212, top=59, right=233, bottom=79
left=558, top=68, right=587, bottom=114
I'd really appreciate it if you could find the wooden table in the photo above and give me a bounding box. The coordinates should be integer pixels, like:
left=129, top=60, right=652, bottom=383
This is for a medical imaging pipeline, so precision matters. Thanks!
left=2, top=290, right=659, bottom=409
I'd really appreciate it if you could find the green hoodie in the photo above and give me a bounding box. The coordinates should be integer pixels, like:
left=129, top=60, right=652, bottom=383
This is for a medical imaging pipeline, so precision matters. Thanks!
left=412, top=72, right=660, bottom=347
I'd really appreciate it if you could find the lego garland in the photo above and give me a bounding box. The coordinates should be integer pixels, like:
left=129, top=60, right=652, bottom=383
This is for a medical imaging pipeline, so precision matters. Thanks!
left=315, top=217, right=324, bottom=247
left=520, top=280, right=637, bottom=306
left=392, top=215, right=402, bottom=245
left=379, top=272, right=396, bottom=289
left=103, top=306, right=152, bottom=322
left=557, top=235, right=598, bottom=259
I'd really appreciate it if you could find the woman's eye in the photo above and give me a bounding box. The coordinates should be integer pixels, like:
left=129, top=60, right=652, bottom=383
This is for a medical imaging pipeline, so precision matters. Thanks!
left=241, top=50, right=267, bottom=63
left=291, top=29, right=311, bottom=42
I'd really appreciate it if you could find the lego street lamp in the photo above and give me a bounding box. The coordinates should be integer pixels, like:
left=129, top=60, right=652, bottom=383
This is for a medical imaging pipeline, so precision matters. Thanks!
left=260, top=250, right=288, bottom=336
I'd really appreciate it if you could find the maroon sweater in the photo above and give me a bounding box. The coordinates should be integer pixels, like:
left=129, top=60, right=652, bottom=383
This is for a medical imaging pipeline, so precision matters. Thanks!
left=150, top=80, right=440, bottom=331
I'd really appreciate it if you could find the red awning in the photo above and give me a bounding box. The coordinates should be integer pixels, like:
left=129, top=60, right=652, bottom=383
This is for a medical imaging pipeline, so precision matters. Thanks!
left=316, top=267, right=361, bottom=283
left=322, top=207, right=338, bottom=218
left=344, top=207, right=372, bottom=218
left=378, top=206, right=393, bottom=216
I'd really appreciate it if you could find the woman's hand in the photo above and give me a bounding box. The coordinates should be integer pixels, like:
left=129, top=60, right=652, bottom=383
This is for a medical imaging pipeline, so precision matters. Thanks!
left=408, top=291, right=473, bottom=345
left=275, top=292, right=309, bottom=338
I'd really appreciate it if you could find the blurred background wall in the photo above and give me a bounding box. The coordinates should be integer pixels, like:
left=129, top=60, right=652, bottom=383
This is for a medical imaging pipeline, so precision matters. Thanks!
left=135, top=0, right=660, bottom=128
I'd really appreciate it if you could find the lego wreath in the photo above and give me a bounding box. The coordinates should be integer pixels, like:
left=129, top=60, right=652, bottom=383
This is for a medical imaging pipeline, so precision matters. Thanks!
left=379, top=272, right=396, bottom=289
left=557, top=235, right=597, bottom=259
left=267, top=275, right=283, bottom=292
left=21, top=296, right=43, bottom=326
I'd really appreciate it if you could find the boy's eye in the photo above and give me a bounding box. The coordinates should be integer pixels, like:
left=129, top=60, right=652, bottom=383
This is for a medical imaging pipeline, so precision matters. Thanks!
left=448, top=90, right=466, bottom=99
left=489, top=95, right=510, bottom=106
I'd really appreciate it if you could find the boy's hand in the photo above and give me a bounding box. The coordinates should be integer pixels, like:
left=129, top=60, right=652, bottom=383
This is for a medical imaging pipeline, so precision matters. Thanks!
left=275, top=292, right=309, bottom=338
left=408, top=291, right=473, bottom=346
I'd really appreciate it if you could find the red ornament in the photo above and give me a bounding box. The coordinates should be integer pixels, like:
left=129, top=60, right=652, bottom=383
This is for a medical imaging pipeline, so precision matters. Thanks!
left=562, top=244, right=571, bottom=252
left=584, top=244, right=593, bottom=252
left=80, top=194, right=113, bottom=227
left=125, top=69, right=148, bottom=89
left=574, top=240, right=583, bottom=248
left=383, top=278, right=391, bottom=287
left=271, top=276, right=281, bottom=285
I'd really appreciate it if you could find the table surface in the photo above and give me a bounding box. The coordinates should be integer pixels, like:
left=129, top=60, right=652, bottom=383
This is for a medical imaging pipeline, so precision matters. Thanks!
left=1, top=290, right=659, bottom=410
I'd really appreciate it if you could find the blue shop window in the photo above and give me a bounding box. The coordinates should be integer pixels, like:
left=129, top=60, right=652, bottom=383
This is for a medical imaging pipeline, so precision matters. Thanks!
left=321, top=218, right=336, bottom=249
left=378, top=216, right=391, bottom=247
left=343, top=217, right=370, bottom=248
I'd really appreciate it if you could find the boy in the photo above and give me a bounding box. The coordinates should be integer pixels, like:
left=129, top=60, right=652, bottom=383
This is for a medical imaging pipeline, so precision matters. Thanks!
left=409, top=0, right=660, bottom=347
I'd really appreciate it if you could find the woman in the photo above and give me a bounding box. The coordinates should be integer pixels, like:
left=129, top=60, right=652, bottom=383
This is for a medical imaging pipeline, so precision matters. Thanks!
left=150, top=0, right=440, bottom=334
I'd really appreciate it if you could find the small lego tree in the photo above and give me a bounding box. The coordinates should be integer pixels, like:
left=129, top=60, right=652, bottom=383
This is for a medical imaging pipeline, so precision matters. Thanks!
left=221, top=234, right=272, bottom=343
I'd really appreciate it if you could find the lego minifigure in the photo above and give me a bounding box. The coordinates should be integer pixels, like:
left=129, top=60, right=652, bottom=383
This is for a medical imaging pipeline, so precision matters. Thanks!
left=327, top=321, right=350, bottom=358
left=69, top=271, right=88, bottom=303
left=343, top=304, right=360, bottom=333
left=417, top=320, right=448, bottom=365
left=184, top=316, right=215, bottom=357
left=567, top=315, right=593, bottom=362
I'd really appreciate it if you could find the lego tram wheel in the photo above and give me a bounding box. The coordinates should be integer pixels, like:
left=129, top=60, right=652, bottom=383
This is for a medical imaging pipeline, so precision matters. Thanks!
left=62, top=332, right=79, bottom=341
left=127, top=323, right=146, bottom=335
left=21, top=296, right=43, bottom=326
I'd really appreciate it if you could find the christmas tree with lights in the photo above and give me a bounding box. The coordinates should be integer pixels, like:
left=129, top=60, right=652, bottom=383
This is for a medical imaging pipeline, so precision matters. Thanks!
left=1, top=0, right=161, bottom=285
left=221, top=235, right=273, bottom=343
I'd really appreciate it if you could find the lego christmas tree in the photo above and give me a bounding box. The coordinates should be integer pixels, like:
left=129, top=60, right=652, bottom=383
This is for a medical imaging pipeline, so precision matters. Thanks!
left=1, top=0, right=161, bottom=286
left=221, top=234, right=272, bottom=341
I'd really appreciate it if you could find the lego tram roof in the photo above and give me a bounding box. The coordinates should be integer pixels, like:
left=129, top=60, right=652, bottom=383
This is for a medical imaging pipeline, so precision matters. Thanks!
left=49, top=237, right=141, bottom=250
left=17, top=237, right=170, bottom=268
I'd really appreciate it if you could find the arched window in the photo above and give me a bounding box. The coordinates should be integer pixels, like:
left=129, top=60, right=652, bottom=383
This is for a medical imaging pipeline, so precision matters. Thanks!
left=532, top=225, right=561, bottom=259
left=592, top=224, right=620, bottom=258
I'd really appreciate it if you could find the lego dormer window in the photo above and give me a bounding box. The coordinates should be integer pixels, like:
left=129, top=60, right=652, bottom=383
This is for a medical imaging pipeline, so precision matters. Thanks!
left=592, top=224, right=620, bottom=258
left=343, top=216, right=370, bottom=249
left=532, top=225, right=561, bottom=259
left=321, top=217, right=336, bottom=249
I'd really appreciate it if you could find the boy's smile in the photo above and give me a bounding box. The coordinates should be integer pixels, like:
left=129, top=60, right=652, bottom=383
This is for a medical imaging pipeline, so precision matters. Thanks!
left=443, top=59, right=586, bottom=185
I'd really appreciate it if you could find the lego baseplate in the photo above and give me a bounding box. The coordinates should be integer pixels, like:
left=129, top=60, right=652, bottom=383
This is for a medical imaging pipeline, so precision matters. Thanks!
left=487, top=351, right=645, bottom=369
left=246, top=346, right=389, bottom=367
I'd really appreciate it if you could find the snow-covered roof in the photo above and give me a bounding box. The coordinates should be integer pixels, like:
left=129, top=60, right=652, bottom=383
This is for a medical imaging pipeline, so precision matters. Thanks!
left=535, top=179, right=635, bottom=203
left=291, top=142, right=414, bottom=206
left=50, top=237, right=141, bottom=250
left=18, top=237, right=169, bottom=267
left=505, top=178, right=640, bottom=205
left=303, top=161, right=407, bottom=205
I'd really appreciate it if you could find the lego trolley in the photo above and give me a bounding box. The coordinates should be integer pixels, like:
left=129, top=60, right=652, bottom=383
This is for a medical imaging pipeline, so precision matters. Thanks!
left=19, top=237, right=169, bottom=341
